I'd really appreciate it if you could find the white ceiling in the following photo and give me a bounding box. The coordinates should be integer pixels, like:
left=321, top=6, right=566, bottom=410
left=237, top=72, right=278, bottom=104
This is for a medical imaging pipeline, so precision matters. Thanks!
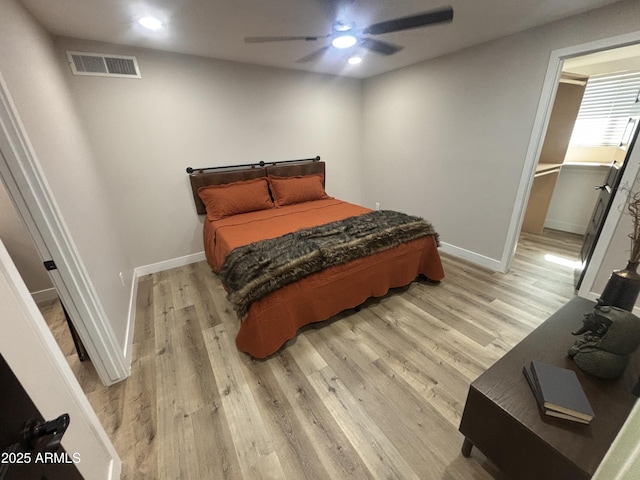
left=563, top=44, right=640, bottom=77
left=20, top=0, right=625, bottom=78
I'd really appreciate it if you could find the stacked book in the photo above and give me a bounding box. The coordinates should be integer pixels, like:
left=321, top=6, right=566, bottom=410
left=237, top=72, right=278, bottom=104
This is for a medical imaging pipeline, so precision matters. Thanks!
left=523, top=360, right=595, bottom=424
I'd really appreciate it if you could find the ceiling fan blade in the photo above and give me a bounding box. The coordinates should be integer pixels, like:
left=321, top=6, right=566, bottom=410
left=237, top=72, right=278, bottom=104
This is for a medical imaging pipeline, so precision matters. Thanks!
left=359, top=38, right=403, bottom=56
left=362, top=6, right=453, bottom=35
left=296, top=46, right=331, bottom=63
left=245, top=35, right=327, bottom=43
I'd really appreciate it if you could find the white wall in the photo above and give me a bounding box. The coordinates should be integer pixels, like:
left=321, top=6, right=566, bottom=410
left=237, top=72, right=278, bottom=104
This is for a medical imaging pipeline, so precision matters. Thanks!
left=361, top=0, right=640, bottom=268
left=545, top=164, right=609, bottom=235
left=0, top=0, right=132, bottom=352
left=53, top=37, right=363, bottom=269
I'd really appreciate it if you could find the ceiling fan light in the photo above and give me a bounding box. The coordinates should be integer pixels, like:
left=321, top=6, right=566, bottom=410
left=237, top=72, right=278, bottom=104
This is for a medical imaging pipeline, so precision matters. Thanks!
left=332, top=34, right=357, bottom=49
left=348, top=56, right=362, bottom=65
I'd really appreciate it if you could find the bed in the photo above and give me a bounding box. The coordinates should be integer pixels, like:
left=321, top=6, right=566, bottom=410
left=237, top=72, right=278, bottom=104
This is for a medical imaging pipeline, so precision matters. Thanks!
left=187, top=156, right=444, bottom=358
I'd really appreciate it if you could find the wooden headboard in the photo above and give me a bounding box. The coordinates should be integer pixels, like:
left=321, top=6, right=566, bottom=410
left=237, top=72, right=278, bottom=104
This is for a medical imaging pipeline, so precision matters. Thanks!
left=186, top=156, right=325, bottom=214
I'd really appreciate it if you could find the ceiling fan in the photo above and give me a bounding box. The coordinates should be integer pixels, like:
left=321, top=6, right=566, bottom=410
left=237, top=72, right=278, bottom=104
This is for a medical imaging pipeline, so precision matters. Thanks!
left=244, top=5, right=454, bottom=63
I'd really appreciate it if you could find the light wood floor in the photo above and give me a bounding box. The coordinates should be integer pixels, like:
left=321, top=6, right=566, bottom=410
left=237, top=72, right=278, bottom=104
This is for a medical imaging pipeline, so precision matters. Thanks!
left=44, top=229, right=583, bottom=480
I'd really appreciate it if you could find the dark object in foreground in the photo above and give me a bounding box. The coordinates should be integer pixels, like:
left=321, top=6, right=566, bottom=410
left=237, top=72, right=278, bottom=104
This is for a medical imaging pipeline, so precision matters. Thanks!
left=569, top=304, right=640, bottom=379
left=459, top=297, right=640, bottom=480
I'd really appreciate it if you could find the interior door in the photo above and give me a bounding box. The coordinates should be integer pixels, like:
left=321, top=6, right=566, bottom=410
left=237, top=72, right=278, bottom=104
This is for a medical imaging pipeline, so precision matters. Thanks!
left=575, top=121, right=640, bottom=289
left=0, top=354, right=82, bottom=480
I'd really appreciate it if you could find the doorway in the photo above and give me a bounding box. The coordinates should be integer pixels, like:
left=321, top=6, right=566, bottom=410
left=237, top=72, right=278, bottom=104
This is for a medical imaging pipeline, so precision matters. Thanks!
left=522, top=45, right=640, bottom=290
left=0, top=239, right=121, bottom=478
left=0, top=74, right=128, bottom=386
left=0, top=181, right=56, bottom=305
left=507, top=32, right=640, bottom=300
left=520, top=75, right=588, bottom=255
left=1, top=182, right=93, bottom=356
left=0, top=164, right=100, bottom=393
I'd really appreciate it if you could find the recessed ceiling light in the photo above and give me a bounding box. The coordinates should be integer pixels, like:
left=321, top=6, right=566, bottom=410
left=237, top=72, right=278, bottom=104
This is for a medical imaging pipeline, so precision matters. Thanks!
left=348, top=56, right=362, bottom=65
left=139, top=16, right=163, bottom=31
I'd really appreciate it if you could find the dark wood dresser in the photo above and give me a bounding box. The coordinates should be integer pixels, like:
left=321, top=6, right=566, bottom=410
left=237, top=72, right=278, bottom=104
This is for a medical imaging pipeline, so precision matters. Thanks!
left=459, top=297, right=640, bottom=480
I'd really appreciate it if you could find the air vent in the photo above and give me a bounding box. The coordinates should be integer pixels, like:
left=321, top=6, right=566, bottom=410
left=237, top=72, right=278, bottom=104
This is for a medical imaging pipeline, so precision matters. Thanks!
left=66, top=51, right=141, bottom=78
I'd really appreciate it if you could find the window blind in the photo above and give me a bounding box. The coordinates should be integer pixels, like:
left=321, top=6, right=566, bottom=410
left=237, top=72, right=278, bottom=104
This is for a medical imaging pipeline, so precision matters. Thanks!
left=569, top=70, right=640, bottom=147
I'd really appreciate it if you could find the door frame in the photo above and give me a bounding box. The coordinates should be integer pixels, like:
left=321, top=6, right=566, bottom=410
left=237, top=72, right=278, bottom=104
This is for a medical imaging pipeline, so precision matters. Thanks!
left=0, top=73, right=128, bottom=385
left=578, top=121, right=640, bottom=300
left=504, top=30, right=640, bottom=294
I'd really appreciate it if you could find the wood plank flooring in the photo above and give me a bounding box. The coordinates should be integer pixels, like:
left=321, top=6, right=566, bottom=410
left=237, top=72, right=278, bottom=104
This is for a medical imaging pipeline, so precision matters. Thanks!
left=44, top=229, right=583, bottom=479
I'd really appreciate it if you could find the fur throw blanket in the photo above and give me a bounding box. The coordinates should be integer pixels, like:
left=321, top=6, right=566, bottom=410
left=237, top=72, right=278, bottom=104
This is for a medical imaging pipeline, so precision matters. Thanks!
left=220, top=210, right=439, bottom=319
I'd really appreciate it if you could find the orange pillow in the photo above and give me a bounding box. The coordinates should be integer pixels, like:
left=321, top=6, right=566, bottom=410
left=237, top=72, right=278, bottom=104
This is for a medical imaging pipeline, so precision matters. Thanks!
left=268, top=174, right=331, bottom=207
left=198, top=178, right=274, bottom=221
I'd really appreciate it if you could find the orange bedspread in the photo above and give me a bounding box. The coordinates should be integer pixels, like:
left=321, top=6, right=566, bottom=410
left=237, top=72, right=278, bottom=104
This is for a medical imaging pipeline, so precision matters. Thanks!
left=203, top=199, right=444, bottom=358
left=205, top=198, right=370, bottom=272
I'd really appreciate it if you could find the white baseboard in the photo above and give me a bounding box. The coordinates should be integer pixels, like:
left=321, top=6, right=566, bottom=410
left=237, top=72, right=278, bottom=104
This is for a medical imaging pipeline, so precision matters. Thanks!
left=123, top=251, right=207, bottom=366
left=134, top=251, right=206, bottom=277
left=31, top=287, right=59, bottom=305
left=439, top=242, right=505, bottom=272
left=544, top=219, right=586, bottom=235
